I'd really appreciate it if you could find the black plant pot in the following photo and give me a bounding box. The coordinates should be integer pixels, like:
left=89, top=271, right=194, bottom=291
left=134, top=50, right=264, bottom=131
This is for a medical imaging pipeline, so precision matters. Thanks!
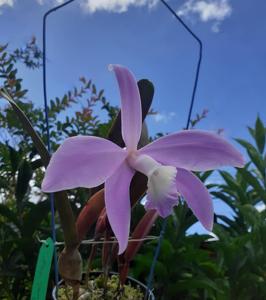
left=52, top=271, right=155, bottom=300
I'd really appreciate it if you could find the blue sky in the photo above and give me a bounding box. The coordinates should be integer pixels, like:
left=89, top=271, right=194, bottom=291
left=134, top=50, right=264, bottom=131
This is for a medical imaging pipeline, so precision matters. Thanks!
left=1, top=0, right=265, bottom=232
left=1, top=0, right=265, bottom=138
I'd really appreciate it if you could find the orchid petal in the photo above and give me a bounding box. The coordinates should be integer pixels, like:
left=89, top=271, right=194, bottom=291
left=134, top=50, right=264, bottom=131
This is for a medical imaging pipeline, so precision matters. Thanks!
left=105, top=161, right=135, bottom=254
left=140, top=130, right=244, bottom=171
left=175, top=168, right=213, bottom=230
left=110, top=64, right=142, bottom=151
left=42, top=136, right=127, bottom=192
left=145, top=194, right=178, bottom=218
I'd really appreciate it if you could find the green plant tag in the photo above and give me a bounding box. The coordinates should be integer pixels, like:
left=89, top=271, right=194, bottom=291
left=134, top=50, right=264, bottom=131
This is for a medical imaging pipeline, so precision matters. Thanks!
left=31, top=237, right=54, bottom=300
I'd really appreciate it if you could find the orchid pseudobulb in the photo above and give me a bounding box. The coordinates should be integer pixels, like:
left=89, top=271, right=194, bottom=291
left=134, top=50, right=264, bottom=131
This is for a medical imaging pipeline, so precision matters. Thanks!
left=42, top=65, right=244, bottom=254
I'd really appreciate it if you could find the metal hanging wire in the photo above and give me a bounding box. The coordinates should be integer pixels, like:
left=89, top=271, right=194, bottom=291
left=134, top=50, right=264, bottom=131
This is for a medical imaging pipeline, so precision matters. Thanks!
left=146, top=1, right=203, bottom=295
left=42, top=0, right=76, bottom=288
left=42, top=0, right=202, bottom=294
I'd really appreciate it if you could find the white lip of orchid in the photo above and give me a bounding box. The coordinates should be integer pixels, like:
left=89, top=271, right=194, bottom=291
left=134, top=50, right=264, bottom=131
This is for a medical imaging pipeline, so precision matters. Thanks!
left=127, top=153, right=178, bottom=203
left=147, top=165, right=178, bottom=202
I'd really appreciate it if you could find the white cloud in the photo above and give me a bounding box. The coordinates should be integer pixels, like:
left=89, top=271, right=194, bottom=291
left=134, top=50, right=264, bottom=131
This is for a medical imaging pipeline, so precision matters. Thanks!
left=177, top=0, right=232, bottom=32
left=0, top=0, right=14, bottom=14
left=152, top=111, right=176, bottom=123
left=0, top=0, right=14, bottom=6
left=36, top=0, right=158, bottom=13
left=81, top=0, right=158, bottom=13
left=36, top=0, right=64, bottom=4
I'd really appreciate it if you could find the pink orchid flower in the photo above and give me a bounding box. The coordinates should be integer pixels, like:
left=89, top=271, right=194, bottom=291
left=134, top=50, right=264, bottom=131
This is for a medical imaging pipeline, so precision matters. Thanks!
left=42, top=65, right=244, bottom=254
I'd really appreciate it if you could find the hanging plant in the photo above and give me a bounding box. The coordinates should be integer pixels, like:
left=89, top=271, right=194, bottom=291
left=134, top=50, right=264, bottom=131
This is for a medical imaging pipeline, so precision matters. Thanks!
left=0, top=0, right=247, bottom=298
left=1, top=64, right=244, bottom=299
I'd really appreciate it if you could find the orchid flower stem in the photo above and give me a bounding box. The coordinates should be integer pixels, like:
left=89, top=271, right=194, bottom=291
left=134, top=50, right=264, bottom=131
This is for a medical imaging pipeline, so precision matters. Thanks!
left=102, top=231, right=112, bottom=295
left=54, top=193, right=79, bottom=251
left=85, top=243, right=98, bottom=289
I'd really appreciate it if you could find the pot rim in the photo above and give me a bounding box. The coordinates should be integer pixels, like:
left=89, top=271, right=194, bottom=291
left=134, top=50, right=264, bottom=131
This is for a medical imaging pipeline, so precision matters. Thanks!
left=52, top=271, right=155, bottom=300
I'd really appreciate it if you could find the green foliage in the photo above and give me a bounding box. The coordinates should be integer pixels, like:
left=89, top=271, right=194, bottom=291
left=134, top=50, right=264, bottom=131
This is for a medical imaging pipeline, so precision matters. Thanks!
left=210, top=116, right=266, bottom=299
left=0, top=41, right=118, bottom=298
left=130, top=117, right=266, bottom=300
left=131, top=175, right=229, bottom=300
left=0, top=39, right=265, bottom=300
left=58, top=274, right=145, bottom=300
left=10, top=37, right=42, bottom=69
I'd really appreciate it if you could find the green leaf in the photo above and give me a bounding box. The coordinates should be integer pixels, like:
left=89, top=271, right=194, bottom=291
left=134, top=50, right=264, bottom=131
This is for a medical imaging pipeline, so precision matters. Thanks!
left=255, top=117, right=265, bottom=153
left=238, top=204, right=261, bottom=227
left=8, top=145, right=20, bottom=175
left=15, top=89, right=28, bottom=98
left=247, top=148, right=265, bottom=179
left=6, top=63, right=14, bottom=74
left=248, top=126, right=255, bottom=139
left=236, top=138, right=265, bottom=179
left=92, top=84, right=97, bottom=94
left=219, top=171, right=247, bottom=202
left=211, top=191, right=236, bottom=212
left=176, top=277, right=223, bottom=293
left=0, top=176, right=9, bottom=189
left=22, top=200, right=50, bottom=237
left=238, top=168, right=266, bottom=200
left=217, top=215, right=237, bottom=229
left=199, top=170, right=213, bottom=182
left=0, top=89, right=50, bottom=167
left=98, top=89, right=104, bottom=99
left=0, top=44, right=8, bottom=53
left=0, top=204, right=20, bottom=228
left=15, top=160, right=33, bottom=204
left=235, top=138, right=255, bottom=151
